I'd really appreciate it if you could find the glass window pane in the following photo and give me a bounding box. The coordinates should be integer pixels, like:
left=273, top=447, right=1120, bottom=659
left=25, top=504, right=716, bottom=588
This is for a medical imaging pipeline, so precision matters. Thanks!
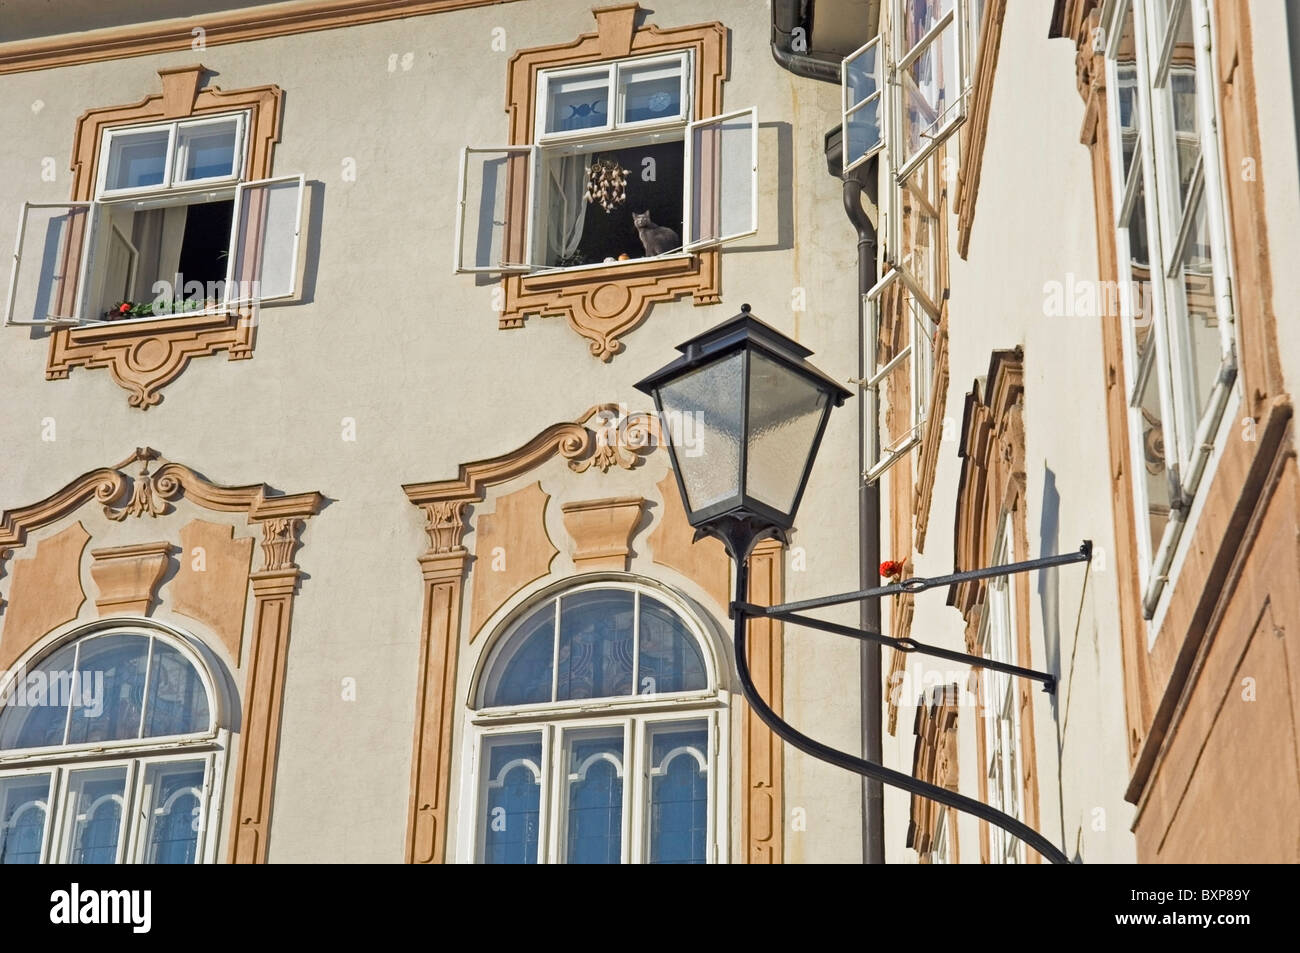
left=1165, top=68, right=1200, bottom=210
left=637, top=595, right=707, bottom=695
left=901, top=19, right=959, bottom=165
left=140, top=760, right=206, bottom=864
left=545, top=69, right=610, bottom=134
left=175, top=118, right=239, bottom=182
left=689, top=110, right=756, bottom=246
left=1137, top=356, right=1171, bottom=554
left=0, top=774, right=52, bottom=864
left=619, top=60, right=683, bottom=124
left=104, top=128, right=170, bottom=191
left=1113, top=9, right=1141, bottom=183
left=648, top=723, right=709, bottom=864
left=228, top=177, right=302, bottom=304
left=0, top=641, right=78, bottom=750
left=1169, top=194, right=1221, bottom=422
left=143, top=642, right=210, bottom=738
left=845, top=97, right=882, bottom=166
left=745, top=351, right=830, bottom=514
left=484, top=603, right=555, bottom=707
left=845, top=42, right=879, bottom=106
left=563, top=729, right=624, bottom=864
left=902, top=0, right=954, bottom=53
left=657, top=352, right=744, bottom=513
left=6, top=204, right=92, bottom=324
left=457, top=149, right=532, bottom=272
left=556, top=590, right=635, bottom=701
left=482, top=734, right=543, bottom=864
left=63, top=765, right=128, bottom=864
left=67, top=634, right=150, bottom=745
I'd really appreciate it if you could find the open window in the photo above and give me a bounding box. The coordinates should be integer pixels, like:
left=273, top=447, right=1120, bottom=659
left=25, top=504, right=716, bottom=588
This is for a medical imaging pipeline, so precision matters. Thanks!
left=454, top=50, right=757, bottom=275
left=863, top=266, right=941, bottom=483
left=891, top=0, right=970, bottom=179
left=5, top=112, right=303, bottom=328
left=843, top=37, right=885, bottom=173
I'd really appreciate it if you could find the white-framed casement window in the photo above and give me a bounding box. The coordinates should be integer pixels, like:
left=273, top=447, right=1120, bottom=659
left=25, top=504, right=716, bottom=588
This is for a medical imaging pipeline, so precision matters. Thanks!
left=843, top=37, right=885, bottom=173
left=5, top=111, right=305, bottom=328
left=890, top=0, right=970, bottom=178
left=1103, top=0, right=1236, bottom=620
left=863, top=153, right=943, bottom=483
left=461, top=580, right=728, bottom=864
left=455, top=50, right=757, bottom=274
left=978, top=516, right=1025, bottom=864
left=0, top=623, right=227, bottom=864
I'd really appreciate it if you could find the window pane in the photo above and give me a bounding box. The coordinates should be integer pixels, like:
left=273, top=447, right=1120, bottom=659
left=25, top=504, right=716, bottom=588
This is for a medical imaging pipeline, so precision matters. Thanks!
left=143, top=642, right=210, bottom=738
left=689, top=109, right=756, bottom=246
left=1169, top=194, right=1222, bottom=422
left=141, top=760, right=205, bottom=864
left=902, top=0, right=954, bottom=53
left=6, top=204, right=92, bottom=324
left=545, top=69, right=610, bottom=134
left=175, top=118, right=239, bottom=181
left=0, top=642, right=78, bottom=750
left=482, top=734, right=543, bottom=864
left=564, top=730, right=624, bottom=864
left=483, top=603, right=555, bottom=707
left=648, top=723, right=709, bottom=864
left=901, top=19, right=958, bottom=164
left=0, top=774, right=52, bottom=864
left=845, top=40, right=879, bottom=108
left=619, top=60, right=683, bottom=124
left=1166, top=68, right=1200, bottom=210
left=104, top=129, right=170, bottom=191
left=1137, top=355, right=1171, bottom=553
left=67, top=634, right=150, bottom=745
left=845, top=98, right=882, bottom=166
left=228, top=177, right=302, bottom=303
left=637, top=595, right=707, bottom=695
left=1113, top=9, right=1141, bottom=183
left=557, top=590, right=635, bottom=700
left=63, top=765, right=128, bottom=864
left=457, top=148, right=532, bottom=272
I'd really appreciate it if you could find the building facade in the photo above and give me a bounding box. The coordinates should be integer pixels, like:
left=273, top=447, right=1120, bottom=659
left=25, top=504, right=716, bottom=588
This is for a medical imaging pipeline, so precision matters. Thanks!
left=0, top=0, right=1294, bottom=864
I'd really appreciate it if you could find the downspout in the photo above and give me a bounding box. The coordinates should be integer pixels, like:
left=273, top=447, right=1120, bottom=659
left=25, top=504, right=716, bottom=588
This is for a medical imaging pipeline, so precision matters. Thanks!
left=771, top=0, right=843, bottom=82
left=836, top=143, right=885, bottom=866
left=773, top=0, right=886, bottom=865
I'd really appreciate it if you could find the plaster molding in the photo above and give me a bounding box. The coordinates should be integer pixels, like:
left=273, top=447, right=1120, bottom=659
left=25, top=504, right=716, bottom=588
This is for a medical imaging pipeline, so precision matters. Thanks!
left=954, top=0, right=1007, bottom=259
left=468, top=482, right=559, bottom=640
left=0, top=522, right=90, bottom=672
left=561, top=495, right=645, bottom=571
left=89, top=541, right=172, bottom=616
left=906, top=684, right=960, bottom=862
left=741, top=537, right=784, bottom=864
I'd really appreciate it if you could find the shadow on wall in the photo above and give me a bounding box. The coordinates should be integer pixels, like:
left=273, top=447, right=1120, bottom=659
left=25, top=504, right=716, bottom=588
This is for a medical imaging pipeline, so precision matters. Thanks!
left=1039, top=463, right=1062, bottom=725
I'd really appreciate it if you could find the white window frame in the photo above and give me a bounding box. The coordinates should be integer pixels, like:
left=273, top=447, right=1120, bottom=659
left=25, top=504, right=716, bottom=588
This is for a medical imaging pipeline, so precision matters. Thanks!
left=96, top=112, right=249, bottom=201
left=888, top=0, right=972, bottom=181
left=0, top=623, right=228, bottom=864
left=978, top=515, right=1025, bottom=865
left=842, top=36, right=886, bottom=173
left=458, top=580, right=729, bottom=864
left=456, top=49, right=759, bottom=276
left=1102, top=0, right=1237, bottom=622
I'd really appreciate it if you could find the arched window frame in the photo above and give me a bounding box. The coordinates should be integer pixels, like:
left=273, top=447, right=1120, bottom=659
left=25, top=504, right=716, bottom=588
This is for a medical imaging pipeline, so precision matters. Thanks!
left=458, top=575, right=730, bottom=864
left=0, top=618, right=230, bottom=864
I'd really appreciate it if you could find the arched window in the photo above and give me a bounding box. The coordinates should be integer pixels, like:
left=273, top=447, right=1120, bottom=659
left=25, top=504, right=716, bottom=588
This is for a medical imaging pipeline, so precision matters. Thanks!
left=0, top=624, right=223, bottom=865
left=469, top=581, right=725, bottom=864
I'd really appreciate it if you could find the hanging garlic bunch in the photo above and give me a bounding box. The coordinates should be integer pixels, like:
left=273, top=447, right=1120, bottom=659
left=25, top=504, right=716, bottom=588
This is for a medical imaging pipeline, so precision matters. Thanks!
left=583, top=158, right=629, bottom=212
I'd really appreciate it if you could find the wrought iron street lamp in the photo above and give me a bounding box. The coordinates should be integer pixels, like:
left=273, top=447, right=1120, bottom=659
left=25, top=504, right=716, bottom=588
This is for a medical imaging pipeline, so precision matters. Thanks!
left=636, top=305, right=1091, bottom=865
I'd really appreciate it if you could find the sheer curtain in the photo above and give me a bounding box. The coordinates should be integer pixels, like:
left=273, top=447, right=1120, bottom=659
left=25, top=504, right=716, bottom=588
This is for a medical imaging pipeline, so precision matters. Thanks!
left=546, top=154, right=589, bottom=264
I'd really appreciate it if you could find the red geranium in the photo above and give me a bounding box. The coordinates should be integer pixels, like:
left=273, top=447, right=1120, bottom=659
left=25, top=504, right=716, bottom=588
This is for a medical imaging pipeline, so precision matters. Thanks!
left=879, top=560, right=904, bottom=578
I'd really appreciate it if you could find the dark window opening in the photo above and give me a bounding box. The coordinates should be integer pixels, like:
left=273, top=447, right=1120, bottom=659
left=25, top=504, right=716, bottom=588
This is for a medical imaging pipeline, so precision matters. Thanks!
left=176, top=199, right=233, bottom=293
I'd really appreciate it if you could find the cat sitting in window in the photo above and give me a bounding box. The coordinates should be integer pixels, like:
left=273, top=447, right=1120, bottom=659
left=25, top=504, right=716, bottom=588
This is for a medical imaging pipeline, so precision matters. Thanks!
left=633, top=211, right=681, bottom=258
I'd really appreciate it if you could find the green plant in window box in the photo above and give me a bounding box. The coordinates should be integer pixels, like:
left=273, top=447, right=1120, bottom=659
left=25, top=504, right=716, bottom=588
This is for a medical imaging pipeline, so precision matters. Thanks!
left=103, top=298, right=210, bottom=321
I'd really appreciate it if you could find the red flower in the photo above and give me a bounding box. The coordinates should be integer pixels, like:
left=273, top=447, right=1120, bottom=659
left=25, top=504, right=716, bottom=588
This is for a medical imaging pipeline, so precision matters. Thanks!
left=879, top=560, right=904, bottom=578
left=118, top=302, right=131, bottom=314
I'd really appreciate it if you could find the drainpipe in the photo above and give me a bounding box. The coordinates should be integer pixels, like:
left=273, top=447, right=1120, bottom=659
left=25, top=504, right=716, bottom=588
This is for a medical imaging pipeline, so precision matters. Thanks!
left=773, top=0, right=886, bottom=865
left=771, top=0, right=843, bottom=82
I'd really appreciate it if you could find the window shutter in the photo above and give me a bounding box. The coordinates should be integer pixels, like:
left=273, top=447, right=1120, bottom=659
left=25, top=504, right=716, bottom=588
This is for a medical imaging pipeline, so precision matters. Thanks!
left=454, top=145, right=536, bottom=273
left=224, top=174, right=305, bottom=307
left=4, top=201, right=97, bottom=326
left=843, top=37, right=885, bottom=172
left=684, top=107, right=758, bottom=251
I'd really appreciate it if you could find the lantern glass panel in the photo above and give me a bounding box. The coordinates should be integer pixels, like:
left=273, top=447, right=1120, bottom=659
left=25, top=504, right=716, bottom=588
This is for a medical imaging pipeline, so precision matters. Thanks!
left=745, top=351, right=830, bottom=516
left=656, top=352, right=744, bottom=516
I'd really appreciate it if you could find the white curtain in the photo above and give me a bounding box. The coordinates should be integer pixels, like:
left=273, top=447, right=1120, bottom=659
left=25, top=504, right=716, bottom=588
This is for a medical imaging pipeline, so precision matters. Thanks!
left=546, top=155, right=589, bottom=264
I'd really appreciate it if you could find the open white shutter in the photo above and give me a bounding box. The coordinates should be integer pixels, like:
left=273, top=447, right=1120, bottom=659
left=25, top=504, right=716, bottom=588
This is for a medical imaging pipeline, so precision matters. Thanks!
left=224, top=173, right=305, bottom=307
left=684, top=107, right=758, bottom=251
left=5, top=201, right=97, bottom=326
left=843, top=37, right=885, bottom=172
left=454, top=146, right=536, bottom=273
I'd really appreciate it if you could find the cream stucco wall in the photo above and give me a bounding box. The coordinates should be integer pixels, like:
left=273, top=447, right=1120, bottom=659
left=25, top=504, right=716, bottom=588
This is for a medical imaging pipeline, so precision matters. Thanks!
left=0, top=0, right=866, bottom=862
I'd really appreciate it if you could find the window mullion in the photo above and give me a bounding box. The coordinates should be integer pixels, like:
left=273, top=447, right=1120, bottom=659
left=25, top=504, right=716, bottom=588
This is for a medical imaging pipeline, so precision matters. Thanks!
left=541, top=724, right=557, bottom=864
left=897, top=11, right=956, bottom=73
